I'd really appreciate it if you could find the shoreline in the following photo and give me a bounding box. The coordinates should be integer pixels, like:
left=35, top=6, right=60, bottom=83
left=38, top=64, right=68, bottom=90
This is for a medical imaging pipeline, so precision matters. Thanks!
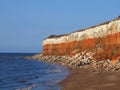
left=60, top=68, right=120, bottom=90
left=26, top=54, right=120, bottom=90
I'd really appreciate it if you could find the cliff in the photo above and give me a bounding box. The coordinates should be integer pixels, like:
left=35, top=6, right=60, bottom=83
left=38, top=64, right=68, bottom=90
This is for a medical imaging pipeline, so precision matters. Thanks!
left=42, top=17, right=120, bottom=62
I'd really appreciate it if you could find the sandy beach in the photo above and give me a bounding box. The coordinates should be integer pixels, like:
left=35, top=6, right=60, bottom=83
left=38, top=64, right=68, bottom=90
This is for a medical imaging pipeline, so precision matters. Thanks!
left=60, top=68, right=120, bottom=90
left=29, top=54, right=120, bottom=90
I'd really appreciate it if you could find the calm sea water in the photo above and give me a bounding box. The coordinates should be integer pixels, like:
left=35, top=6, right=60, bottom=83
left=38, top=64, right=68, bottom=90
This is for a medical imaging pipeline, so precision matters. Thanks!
left=0, top=53, right=68, bottom=90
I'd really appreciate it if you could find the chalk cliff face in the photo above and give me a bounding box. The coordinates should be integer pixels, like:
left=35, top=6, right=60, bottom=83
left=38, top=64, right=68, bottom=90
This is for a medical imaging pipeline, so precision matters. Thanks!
left=42, top=17, right=120, bottom=61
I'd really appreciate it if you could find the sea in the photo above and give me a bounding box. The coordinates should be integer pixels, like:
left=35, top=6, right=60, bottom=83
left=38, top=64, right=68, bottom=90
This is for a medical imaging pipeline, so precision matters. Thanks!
left=0, top=53, right=69, bottom=90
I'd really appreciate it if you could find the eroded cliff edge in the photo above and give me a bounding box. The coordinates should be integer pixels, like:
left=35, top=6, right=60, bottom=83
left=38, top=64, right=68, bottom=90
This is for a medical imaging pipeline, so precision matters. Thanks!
left=43, top=17, right=120, bottom=61
left=30, top=17, right=120, bottom=72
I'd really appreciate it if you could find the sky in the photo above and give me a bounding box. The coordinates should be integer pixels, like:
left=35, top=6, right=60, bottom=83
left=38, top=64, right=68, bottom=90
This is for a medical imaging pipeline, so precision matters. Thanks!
left=0, top=0, right=120, bottom=53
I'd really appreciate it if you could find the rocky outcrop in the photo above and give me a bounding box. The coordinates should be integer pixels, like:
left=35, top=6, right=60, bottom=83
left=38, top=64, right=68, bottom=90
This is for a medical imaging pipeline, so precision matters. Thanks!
left=42, top=17, right=120, bottom=63
left=28, top=52, right=120, bottom=72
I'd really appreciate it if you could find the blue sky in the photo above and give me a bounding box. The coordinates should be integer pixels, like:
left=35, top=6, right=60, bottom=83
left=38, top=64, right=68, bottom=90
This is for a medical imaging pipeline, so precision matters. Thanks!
left=0, top=0, right=120, bottom=53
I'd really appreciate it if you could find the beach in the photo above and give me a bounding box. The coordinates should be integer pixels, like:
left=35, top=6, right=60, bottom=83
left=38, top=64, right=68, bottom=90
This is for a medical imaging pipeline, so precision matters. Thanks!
left=27, top=54, right=120, bottom=90
left=60, top=68, right=120, bottom=90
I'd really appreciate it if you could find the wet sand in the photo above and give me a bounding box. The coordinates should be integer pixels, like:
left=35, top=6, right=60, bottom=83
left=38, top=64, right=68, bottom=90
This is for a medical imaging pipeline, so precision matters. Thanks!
left=60, top=68, right=120, bottom=90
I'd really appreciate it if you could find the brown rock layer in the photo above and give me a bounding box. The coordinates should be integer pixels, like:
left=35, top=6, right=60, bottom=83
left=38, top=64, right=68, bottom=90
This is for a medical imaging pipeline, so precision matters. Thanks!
left=43, top=32, right=120, bottom=60
left=42, top=17, right=120, bottom=62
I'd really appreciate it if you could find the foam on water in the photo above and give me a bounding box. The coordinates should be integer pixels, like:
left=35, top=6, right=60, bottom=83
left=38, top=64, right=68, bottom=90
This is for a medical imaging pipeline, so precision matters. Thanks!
left=0, top=53, right=68, bottom=90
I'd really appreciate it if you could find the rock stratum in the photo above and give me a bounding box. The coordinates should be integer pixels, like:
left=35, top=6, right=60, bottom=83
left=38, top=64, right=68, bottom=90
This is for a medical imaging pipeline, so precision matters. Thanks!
left=29, top=17, right=120, bottom=72
left=43, top=17, right=120, bottom=61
